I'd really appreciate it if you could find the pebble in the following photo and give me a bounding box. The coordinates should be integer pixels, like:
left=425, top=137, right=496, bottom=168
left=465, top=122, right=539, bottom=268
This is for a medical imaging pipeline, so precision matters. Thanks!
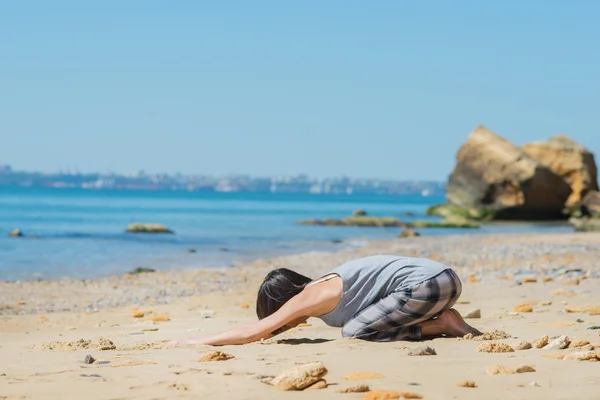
left=563, top=351, right=600, bottom=361
left=588, top=326, right=600, bottom=330
left=545, top=335, right=570, bottom=350
left=569, top=340, right=590, bottom=348
left=345, top=372, right=385, bottom=380
left=513, top=303, right=533, bottom=313
left=529, top=381, right=541, bottom=387
left=338, top=384, right=370, bottom=393
left=80, top=374, right=102, bottom=378
left=486, top=365, right=514, bottom=375
left=532, top=335, right=549, bottom=348
left=305, top=379, right=328, bottom=390
left=464, top=309, right=481, bottom=319
left=476, top=343, right=515, bottom=353
left=270, top=362, right=328, bottom=391
left=407, top=345, right=436, bottom=356
left=198, top=351, right=234, bottom=362
left=457, top=380, right=477, bottom=388
left=83, top=354, right=96, bottom=365
left=516, top=341, right=532, bottom=350
left=141, top=328, right=159, bottom=332
left=515, top=365, right=536, bottom=373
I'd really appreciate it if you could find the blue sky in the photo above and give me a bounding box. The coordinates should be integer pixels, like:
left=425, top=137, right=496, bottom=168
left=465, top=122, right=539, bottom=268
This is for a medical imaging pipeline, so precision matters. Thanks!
left=1, top=1, right=599, bottom=180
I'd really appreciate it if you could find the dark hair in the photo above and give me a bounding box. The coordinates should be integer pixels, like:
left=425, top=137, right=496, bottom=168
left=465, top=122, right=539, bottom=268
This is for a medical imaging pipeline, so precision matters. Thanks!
left=256, top=268, right=312, bottom=319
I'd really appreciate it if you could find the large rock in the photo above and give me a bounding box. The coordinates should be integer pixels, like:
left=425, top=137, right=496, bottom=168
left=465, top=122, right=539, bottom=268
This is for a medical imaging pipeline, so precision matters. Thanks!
left=447, top=126, right=572, bottom=220
left=579, top=191, right=600, bottom=216
left=126, top=223, right=174, bottom=234
left=523, top=135, right=598, bottom=206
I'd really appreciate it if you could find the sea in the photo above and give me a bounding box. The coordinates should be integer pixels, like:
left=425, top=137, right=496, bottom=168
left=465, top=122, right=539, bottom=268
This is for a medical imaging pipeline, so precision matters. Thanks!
left=0, top=187, right=574, bottom=281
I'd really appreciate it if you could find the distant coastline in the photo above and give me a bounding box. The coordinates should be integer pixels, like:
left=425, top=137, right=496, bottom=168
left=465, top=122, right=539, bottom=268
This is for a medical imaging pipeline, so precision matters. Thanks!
left=0, top=165, right=444, bottom=196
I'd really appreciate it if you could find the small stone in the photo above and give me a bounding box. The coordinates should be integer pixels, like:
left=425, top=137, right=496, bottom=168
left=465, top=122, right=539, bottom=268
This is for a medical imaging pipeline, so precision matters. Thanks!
left=362, top=391, right=422, bottom=400
left=576, top=319, right=585, bottom=323
left=540, top=300, right=553, bottom=306
left=467, top=277, right=480, bottom=283
left=545, top=335, right=570, bottom=350
left=464, top=309, right=481, bottom=319
left=569, top=340, right=590, bottom=348
left=407, top=345, right=436, bottom=356
left=457, top=380, right=477, bottom=388
left=345, top=372, right=385, bottom=380
left=564, top=278, right=580, bottom=286
left=271, top=362, right=328, bottom=391
left=589, top=326, right=600, bottom=330
left=532, top=335, right=549, bottom=348
left=9, top=229, right=23, bottom=237
left=141, top=328, right=159, bottom=332
left=145, top=315, right=170, bottom=322
left=198, top=351, right=234, bottom=362
left=529, top=381, right=541, bottom=387
left=486, top=365, right=514, bottom=375
left=515, top=365, right=536, bottom=373
left=516, top=341, right=532, bottom=350
left=338, top=384, right=370, bottom=393
left=83, top=355, right=96, bottom=364
left=543, top=277, right=554, bottom=282
left=131, top=311, right=145, bottom=318
left=522, top=277, right=538, bottom=283
left=240, top=303, right=250, bottom=309
left=476, top=342, right=514, bottom=353
left=513, top=303, right=533, bottom=313
left=563, top=351, right=599, bottom=361
left=306, top=379, right=327, bottom=390
left=582, top=344, right=596, bottom=351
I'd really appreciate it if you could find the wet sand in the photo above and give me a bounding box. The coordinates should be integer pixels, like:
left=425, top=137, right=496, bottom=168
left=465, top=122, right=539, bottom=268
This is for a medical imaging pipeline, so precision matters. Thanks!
left=1, top=232, right=600, bottom=399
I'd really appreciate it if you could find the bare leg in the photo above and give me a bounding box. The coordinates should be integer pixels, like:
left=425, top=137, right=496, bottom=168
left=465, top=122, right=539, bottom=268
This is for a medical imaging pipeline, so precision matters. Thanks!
left=420, top=309, right=482, bottom=338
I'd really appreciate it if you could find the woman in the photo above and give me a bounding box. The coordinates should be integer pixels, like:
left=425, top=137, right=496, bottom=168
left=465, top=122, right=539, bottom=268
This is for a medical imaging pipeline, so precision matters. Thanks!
left=176, top=255, right=481, bottom=345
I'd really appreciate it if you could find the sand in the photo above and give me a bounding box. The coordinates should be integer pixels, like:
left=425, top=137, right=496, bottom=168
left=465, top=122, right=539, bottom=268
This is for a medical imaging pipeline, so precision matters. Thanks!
left=1, top=232, right=600, bottom=399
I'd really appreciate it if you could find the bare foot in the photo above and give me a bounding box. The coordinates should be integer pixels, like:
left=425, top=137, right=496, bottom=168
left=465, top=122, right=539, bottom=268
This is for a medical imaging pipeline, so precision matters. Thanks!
left=435, top=309, right=482, bottom=337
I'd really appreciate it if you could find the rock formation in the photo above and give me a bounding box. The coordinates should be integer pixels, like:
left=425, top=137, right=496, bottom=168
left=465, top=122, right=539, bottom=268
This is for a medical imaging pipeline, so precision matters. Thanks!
left=446, top=126, right=572, bottom=220
left=523, top=135, right=598, bottom=206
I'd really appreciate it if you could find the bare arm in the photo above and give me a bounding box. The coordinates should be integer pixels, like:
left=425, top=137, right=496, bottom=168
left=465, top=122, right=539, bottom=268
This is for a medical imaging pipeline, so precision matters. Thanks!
left=182, top=286, right=326, bottom=346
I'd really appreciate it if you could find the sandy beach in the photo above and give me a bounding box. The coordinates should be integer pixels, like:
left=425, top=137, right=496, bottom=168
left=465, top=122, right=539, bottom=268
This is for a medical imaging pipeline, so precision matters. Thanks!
left=2, top=232, right=600, bottom=400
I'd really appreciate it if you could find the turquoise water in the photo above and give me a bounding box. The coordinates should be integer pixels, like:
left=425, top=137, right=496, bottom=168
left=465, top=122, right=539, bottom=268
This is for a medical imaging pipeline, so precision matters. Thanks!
left=0, top=188, right=573, bottom=281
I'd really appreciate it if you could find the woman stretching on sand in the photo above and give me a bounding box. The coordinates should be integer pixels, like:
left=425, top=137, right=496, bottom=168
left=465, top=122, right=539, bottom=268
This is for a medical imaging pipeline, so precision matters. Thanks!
left=177, top=255, right=481, bottom=345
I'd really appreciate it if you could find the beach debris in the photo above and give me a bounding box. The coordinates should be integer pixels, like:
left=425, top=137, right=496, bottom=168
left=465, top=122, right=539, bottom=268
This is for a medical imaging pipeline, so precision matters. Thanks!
left=486, top=365, right=514, bottom=375
left=30, top=338, right=116, bottom=351
left=516, top=341, right=532, bottom=350
left=513, top=303, right=533, bottom=313
left=515, top=365, right=536, bottom=373
left=240, top=302, right=250, bottom=309
left=141, top=327, right=159, bottom=332
left=569, top=340, right=590, bottom=348
left=305, top=379, right=328, bottom=390
left=145, top=315, right=170, bottom=322
left=476, top=342, right=514, bottom=353
left=529, top=381, right=542, bottom=387
left=338, top=384, right=370, bottom=393
left=126, top=223, right=174, bottom=234
left=457, top=380, right=477, bottom=388
left=399, top=227, right=420, bottom=238
left=588, top=326, right=600, bottom=330
left=362, top=390, right=422, bottom=399
left=80, top=374, right=102, bottom=378
left=563, top=351, right=599, bottom=361
left=467, top=277, right=480, bottom=283
left=268, top=362, right=328, bottom=391
left=407, top=345, right=436, bottom=356
left=8, top=229, right=23, bottom=237
left=522, top=277, right=538, bottom=283
left=131, top=311, right=145, bottom=318
left=198, top=351, right=234, bottom=362
left=545, top=335, right=570, bottom=350
left=83, top=355, right=96, bottom=365
left=464, top=309, right=481, bottom=319
left=543, top=277, right=554, bottom=282
left=532, top=335, right=549, bottom=349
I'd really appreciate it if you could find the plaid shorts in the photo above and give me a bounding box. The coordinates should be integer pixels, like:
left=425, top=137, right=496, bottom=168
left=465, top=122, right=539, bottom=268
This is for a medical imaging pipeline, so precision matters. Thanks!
left=340, top=269, right=462, bottom=342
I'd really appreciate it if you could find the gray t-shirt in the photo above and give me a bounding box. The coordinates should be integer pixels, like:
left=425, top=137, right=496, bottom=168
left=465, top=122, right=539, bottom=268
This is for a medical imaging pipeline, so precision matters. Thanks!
left=317, top=255, right=449, bottom=327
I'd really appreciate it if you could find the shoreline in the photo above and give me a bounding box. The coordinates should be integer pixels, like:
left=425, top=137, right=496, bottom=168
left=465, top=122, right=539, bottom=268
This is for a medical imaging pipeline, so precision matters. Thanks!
left=2, top=230, right=598, bottom=316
